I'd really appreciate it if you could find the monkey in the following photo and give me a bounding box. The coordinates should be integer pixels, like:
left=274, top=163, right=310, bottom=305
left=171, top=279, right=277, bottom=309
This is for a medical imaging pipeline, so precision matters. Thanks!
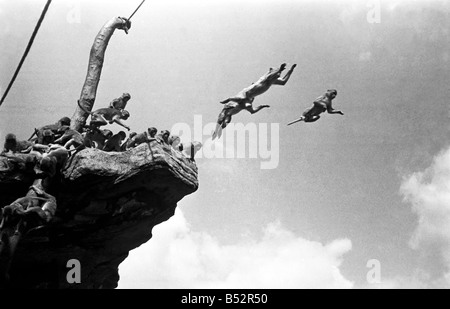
left=109, top=93, right=131, bottom=111
left=53, top=126, right=86, bottom=150
left=168, top=135, right=182, bottom=151
left=77, top=100, right=131, bottom=131
left=1, top=185, right=56, bottom=225
left=121, top=132, right=137, bottom=151
left=0, top=152, right=39, bottom=174
left=181, top=141, right=203, bottom=161
left=29, top=116, right=71, bottom=143
left=83, top=127, right=113, bottom=149
left=36, top=144, right=70, bottom=178
left=126, top=127, right=157, bottom=149
left=39, top=129, right=55, bottom=145
left=287, top=89, right=344, bottom=125
left=2, top=134, right=33, bottom=154
left=103, top=131, right=127, bottom=152
left=213, top=63, right=296, bottom=140
left=156, top=130, right=170, bottom=145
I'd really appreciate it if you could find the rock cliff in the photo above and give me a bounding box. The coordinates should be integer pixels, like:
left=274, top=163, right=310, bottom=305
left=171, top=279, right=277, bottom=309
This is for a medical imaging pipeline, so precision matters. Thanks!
left=0, top=141, right=198, bottom=288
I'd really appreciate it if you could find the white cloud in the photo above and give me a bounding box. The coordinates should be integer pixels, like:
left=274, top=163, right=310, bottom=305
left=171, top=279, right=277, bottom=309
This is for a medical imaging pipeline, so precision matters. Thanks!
left=400, top=146, right=450, bottom=287
left=118, top=209, right=353, bottom=289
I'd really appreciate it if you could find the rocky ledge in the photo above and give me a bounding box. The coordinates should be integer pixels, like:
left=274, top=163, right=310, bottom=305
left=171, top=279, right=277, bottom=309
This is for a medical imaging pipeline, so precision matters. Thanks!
left=0, top=141, right=198, bottom=289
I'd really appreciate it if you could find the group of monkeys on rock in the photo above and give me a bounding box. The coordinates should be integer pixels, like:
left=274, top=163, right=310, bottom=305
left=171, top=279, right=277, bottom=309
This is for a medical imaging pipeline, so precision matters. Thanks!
left=1, top=92, right=201, bottom=180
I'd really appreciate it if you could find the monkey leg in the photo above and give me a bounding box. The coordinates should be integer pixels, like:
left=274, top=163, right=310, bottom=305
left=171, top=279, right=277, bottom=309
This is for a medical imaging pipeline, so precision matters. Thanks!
left=53, top=135, right=70, bottom=146
left=304, top=115, right=321, bottom=123
left=213, top=108, right=232, bottom=140
left=246, top=105, right=270, bottom=114
left=220, top=96, right=246, bottom=104
left=63, top=139, right=76, bottom=150
left=90, top=114, right=108, bottom=127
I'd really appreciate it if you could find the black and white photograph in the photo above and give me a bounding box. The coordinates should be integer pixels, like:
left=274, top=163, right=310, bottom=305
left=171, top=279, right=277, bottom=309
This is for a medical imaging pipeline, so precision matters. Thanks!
left=0, top=0, right=449, bottom=293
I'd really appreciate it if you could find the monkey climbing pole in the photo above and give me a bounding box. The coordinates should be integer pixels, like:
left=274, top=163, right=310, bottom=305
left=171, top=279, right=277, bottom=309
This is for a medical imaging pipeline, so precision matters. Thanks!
left=71, top=0, right=147, bottom=132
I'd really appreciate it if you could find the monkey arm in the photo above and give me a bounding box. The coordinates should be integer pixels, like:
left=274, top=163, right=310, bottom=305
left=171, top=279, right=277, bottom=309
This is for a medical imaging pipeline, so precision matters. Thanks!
left=326, top=102, right=344, bottom=115
left=112, top=116, right=130, bottom=131
left=32, top=144, right=49, bottom=152
left=19, top=146, right=33, bottom=154
left=273, top=64, right=296, bottom=86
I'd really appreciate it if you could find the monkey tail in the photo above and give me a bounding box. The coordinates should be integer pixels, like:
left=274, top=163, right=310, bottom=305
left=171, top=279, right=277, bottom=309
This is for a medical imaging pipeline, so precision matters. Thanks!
left=27, top=128, right=39, bottom=141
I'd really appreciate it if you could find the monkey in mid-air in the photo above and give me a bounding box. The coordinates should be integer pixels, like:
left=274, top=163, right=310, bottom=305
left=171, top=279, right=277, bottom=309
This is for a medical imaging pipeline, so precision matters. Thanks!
left=109, top=93, right=131, bottom=111
left=77, top=100, right=131, bottom=131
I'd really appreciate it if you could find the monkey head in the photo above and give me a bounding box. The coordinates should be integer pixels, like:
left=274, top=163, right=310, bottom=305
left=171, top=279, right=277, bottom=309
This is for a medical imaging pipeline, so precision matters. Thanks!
left=58, top=117, right=71, bottom=127
left=122, top=93, right=131, bottom=101
left=161, top=130, right=170, bottom=143
left=5, top=133, right=16, bottom=142
left=39, top=156, right=57, bottom=178
left=57, top=126, right=70, bottom=135
left=147, top=127, right=157, bottom=138
left=24, top=155, right=37, bottom=170
left=4, top=133, right=17, bottom=151
left=117, top=131, right=127, bottom=140
left=43, top=129, right=54, bottom=138
left=102, top=129, right=114, bottom=139
left=169, top=135, right=181, bottom=147
left=120, top=110, right=130, bottom=120
left=327, top=89, right=338, bottom=99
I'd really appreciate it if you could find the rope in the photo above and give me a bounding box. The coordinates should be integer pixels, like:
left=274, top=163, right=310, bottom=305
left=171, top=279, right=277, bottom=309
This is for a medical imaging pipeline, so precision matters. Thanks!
left=128, top=0, right=146, bottom=20
left=0, top=0, right=52, bottom=108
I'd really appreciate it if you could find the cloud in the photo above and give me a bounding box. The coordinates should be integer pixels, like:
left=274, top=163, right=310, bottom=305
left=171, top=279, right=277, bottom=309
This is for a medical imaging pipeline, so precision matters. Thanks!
left=400, top=146, right=450, bottom=287
left=118, top=209, right=353, bottom=289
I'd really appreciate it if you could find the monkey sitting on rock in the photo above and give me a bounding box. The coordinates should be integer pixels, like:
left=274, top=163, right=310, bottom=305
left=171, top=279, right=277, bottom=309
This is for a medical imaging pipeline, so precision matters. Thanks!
left=29, top=116, right=71, bottom=144
left=126, top=127, right=157, bottom=149
left=103, top=131, right=127, bottom=152
left=1, top=134, right=34, bottom=155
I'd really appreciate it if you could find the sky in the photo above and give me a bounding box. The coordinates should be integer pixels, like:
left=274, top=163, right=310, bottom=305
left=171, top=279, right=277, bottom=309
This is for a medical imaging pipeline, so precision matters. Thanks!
left=1, top=0, right=450, bottom=289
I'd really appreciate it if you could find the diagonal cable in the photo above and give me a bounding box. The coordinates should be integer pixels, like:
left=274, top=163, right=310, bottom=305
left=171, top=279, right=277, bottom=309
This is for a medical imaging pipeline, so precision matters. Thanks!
left=0, top=0, right=52, bottom=108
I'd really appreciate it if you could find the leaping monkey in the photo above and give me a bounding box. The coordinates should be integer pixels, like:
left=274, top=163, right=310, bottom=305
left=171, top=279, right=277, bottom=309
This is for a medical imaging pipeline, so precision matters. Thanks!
left=213, top=63, right=296, bottom=140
